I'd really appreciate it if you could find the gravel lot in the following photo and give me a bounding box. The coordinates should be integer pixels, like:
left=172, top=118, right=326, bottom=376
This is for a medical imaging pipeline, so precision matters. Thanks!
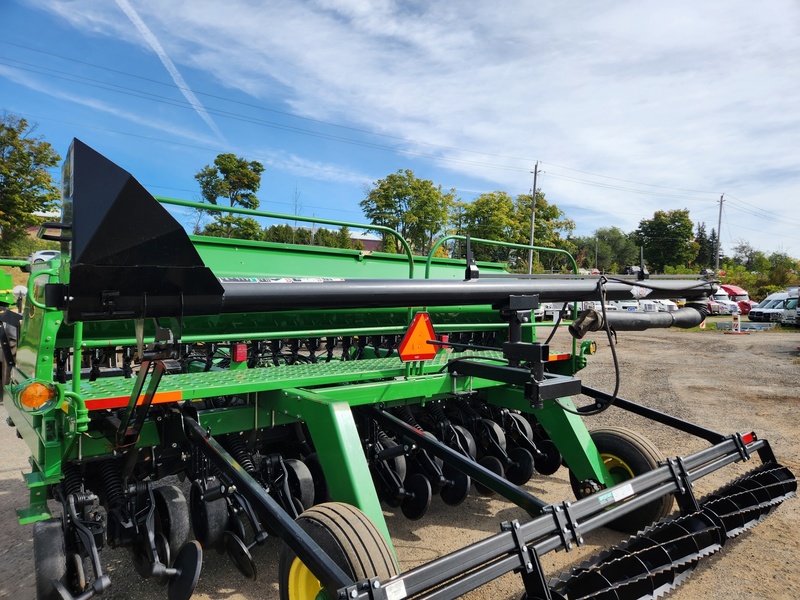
left=1, top=326, right=798, bottom=599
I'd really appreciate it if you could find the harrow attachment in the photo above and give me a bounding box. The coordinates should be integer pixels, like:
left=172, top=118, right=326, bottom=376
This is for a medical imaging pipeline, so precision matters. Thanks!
left=1, top=139, right=795, bottom=600
left=551, top=463, right=796, bottom=600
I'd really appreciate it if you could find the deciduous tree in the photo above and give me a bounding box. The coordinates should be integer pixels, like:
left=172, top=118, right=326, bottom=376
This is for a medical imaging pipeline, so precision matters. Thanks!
left=634, top=209, right=698, bottom=272
left=360, top=169, right=454, bottom=253
left=0, top=114, right=61, bottom=255
left=195, top=153, right=265, bottom=238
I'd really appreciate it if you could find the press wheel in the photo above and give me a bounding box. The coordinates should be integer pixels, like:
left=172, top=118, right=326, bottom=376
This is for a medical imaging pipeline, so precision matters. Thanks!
left=285, top=458, right=315, bottom=510
left=190, top=480, right=229, bottom=549
left=278, top=502, right=399, bottom=600
left=154, top=484, right=190, bottom=561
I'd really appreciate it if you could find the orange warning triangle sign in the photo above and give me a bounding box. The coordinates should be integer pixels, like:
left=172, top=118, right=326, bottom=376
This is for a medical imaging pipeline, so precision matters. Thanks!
left=398, top=312, right=437, bottom=362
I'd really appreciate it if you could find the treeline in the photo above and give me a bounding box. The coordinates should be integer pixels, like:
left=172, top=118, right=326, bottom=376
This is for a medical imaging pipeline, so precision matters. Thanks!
left=193, top=153, right=798, bottom=294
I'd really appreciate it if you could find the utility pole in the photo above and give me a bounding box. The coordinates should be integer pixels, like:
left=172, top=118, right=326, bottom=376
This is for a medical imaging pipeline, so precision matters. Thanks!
left=715, top=194, right=723, bottom=273
left=527, top=162, right=539, bottom=274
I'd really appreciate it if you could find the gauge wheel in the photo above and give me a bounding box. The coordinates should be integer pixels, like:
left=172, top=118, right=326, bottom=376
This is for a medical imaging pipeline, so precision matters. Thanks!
left=33, top=518, right=68, bottom=599
left=278, top=502, right=399, bottom=600
left=154, top=484, right=191, bottom=562
left=570, top=427, right=674, bottom=533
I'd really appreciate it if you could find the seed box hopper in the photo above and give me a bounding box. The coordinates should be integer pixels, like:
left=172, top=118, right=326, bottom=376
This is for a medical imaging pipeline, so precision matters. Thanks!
left=0, top=140, right=794, bottom=600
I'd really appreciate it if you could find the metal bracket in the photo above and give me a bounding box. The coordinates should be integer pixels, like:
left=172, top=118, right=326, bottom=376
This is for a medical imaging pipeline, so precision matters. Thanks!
left=501, top=519, right=534, bottom=573
left=547, top=501, right=584, bottom=552
left=344, top=577, right=388, bottom=599
left=730, top=432, right=752, bottom=462
left=665, top=456, right=700, bottom=514
left=499, top=520, right=553, bottom=600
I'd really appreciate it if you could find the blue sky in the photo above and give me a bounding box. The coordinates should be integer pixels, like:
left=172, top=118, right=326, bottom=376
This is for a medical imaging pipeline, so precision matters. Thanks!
left=2, top=0, right=799, bottom=258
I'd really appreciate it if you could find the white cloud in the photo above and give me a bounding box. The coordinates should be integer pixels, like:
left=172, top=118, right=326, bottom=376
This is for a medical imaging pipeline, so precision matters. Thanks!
left=113, top=0, right=225, bottom=141
left=22, top=0, right=800, bottom=253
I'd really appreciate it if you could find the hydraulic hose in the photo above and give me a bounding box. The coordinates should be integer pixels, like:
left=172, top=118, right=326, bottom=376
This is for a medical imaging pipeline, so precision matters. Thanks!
left=569, top=301, right=708, bottom=339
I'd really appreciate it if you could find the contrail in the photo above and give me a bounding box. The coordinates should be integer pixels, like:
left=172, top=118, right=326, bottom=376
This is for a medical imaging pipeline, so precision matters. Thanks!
left=114, top=0, right=225, bottom=141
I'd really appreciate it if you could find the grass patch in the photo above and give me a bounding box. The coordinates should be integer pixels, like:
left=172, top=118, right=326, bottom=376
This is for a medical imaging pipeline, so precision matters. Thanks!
left=1, top=266, right=29, bottom=287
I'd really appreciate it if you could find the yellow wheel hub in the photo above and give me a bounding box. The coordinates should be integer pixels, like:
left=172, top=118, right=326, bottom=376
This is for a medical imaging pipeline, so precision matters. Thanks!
left=286, top=557, right=324, bottom=599
left=601, top=453, right=635, bottom=483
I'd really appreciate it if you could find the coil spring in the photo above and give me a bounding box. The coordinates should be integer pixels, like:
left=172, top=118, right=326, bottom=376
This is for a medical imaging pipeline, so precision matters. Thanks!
left=428, top=403, right=450, bottom=425
left=394, top=406, right=423, bottom=431
left=63, top=463, right=84, bottom=497
left=99, top=460, right=125, bottom=511
left=457, top=399, right=482, bottom=424
left=223, top=436, right=257, bottom=474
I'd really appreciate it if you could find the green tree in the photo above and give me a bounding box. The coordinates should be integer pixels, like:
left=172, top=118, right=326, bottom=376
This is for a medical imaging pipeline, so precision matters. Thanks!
left=707, top=228, right=719, bottom=267
left=334, top=226, right=353, bottom=249
left=202, top=215, right=263, bottom=241
left=570, top=227, right=637, bottom=273
left=454, top=192, right=517, bottom=262
left=360, top=169, right=454, bottom=253
left=766, top=251, right=798, bottom=287
left=511, top=192, right=575, bottom=272
left=313, top=228, right=338, bottom=248
left=0, top=114, right=61, bottom=255
left=195, top=153, right=265, bottom=238
left=634, top=209, right=698, bottom=272
left=694, top=223, right=714, bottom=267
left=731, top=240, right=771, bottom=274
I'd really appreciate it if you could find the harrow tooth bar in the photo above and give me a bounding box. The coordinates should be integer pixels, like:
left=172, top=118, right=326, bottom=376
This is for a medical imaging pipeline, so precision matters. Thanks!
left=700, top=463, right=796, bottom=539
left=550, top=463, right=796, bottom=600
left=552, top=513, right=723, bottom=600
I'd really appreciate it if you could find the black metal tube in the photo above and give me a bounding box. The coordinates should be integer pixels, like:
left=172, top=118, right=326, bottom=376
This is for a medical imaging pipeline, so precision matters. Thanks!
left=580, top=386, right=727, bottom=443
left=180, top=413, right=354, bottom=591
left=367, top=408, right=549, bottom=514
left=219, top=278, right=715, bottom=314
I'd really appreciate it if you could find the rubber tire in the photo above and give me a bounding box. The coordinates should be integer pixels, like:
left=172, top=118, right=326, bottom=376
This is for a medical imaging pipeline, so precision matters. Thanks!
left=33, top=518, right=68, bottom=600
left=278, top=502, right=399, bottom=600
left=154, top=485, right=191, bottom=562
left=570, top=427, right=674, bottom=534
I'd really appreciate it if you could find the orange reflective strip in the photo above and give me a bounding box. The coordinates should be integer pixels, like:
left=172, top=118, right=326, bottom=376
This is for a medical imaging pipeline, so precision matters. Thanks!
left=548, top=353, right=572, bottom=361
left=85, top=390, right=183, bottom=411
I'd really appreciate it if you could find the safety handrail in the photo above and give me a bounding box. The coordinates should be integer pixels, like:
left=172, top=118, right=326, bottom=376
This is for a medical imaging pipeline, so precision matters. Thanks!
left=425, top=235, right=579, bottom=279
left=155, top=196, right=416, bottom=278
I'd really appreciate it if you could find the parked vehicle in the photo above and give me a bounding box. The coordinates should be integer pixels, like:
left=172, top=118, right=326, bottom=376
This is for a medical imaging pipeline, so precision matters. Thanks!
left=748, top=292, right=789, bottom=322
left=781, top=297, right=798, bottom=326
left=20, top=249, right=61, bottom=273
left=720, top=284, right=757, bottom=315
left=707, top=298, right=723, bottom=315
left=29, top=249, right=60, bottom=263
left=710, top=289, right=739, bottom=315
left=541, top=301, right=571, bottom=321
left=609, top=299, right=640, bottom=312
left=639, top=299, right=660, bottom=313
left=654, top=299, right=679, bottom=312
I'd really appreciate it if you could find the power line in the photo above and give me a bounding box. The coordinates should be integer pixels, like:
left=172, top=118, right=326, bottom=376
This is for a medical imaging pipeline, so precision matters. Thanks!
left=541, top=161, right=718, bottom=194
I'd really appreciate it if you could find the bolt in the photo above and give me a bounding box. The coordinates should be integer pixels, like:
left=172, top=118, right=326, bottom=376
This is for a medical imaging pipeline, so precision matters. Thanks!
left=578, top=537, right=584, bottom=544
left=372, top=581, right=380, bottom=589
left=350, top=590, right=358, bottom=598
left=514, top=522, right=520, bottom=530
left=526, top=562, right=533, bottom=570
